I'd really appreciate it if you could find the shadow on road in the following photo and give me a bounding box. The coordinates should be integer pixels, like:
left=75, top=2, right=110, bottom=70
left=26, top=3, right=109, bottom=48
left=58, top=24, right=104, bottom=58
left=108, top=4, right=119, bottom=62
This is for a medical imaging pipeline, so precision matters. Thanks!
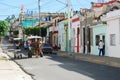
left=46, top=54, right=120, bottom=80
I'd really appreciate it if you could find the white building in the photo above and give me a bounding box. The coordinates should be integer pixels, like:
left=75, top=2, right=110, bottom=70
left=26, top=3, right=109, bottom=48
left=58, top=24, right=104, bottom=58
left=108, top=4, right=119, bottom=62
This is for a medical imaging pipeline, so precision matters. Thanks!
left=102, top=9, right=120, bottom=58
left=71, top=14, right=81, bottom=53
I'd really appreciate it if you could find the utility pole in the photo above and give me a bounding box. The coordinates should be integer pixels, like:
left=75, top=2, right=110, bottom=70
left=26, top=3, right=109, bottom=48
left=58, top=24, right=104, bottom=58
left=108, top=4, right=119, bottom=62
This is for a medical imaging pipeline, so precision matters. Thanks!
left=67, top=0, right=71, bottom=53
left=32, top=11, right=34, bottom=27
left=38, top=0, right=41, bottom=36
left=84, top=10, right=88, bottom=54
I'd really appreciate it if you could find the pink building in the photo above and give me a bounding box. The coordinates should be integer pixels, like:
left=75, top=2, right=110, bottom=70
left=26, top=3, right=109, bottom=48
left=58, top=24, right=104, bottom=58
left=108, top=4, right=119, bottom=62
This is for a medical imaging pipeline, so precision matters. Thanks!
left=71, top=14, right=81, bottom=53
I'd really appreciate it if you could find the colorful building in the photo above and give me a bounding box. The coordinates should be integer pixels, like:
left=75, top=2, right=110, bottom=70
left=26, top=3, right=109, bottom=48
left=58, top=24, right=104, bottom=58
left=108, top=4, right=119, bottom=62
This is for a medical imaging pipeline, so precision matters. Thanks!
left=92, top=23, right=107, bottom=55
left=58, top=19, right=67, bottom=51
left=71, top=14, right=80, bottom=53
left=22, top=19, right=38, bottom=28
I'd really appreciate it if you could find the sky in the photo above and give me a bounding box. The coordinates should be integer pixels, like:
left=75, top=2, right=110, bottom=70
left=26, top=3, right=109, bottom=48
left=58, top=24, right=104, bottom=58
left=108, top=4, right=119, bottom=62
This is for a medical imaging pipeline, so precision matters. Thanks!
left=0, top=0, right=110, bottom=20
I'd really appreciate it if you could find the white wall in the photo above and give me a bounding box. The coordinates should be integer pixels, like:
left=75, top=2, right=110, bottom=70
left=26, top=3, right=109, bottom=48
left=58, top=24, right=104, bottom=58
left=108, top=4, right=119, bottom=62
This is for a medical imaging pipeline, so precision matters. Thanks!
left=102, top=9, right=120, bottom=58
left=107, top=19, right=120, bottom=58
left=71, top=15, right=81, bottom=53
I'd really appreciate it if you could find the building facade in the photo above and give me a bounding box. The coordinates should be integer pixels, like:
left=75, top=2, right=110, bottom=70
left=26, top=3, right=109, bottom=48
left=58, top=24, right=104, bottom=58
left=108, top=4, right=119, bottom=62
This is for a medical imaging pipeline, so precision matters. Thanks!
left=71, top=14, right=81, bottom=53
left=102, top=9, right=120, bottom=58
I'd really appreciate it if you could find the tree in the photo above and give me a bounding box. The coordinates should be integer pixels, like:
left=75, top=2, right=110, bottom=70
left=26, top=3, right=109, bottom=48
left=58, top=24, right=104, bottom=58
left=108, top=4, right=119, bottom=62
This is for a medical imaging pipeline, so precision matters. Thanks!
left=41, top=26, right=47, bottom=37
left=23, top=26, right=47, bottom=37
left=0, top=20, right=9, bottom=37
left=5, top=16, right=11, bottom=22
left=11, top=14, right=16, bottom=20
left=13, top=30, right=19, bottom=37
left=0, top=20, right=9, bottom=43
left=5, top=15, right=16, bottom=37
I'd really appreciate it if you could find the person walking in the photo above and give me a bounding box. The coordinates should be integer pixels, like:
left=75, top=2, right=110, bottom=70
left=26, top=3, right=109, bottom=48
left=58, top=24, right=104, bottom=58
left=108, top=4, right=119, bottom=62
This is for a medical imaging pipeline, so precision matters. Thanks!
left=35, top=39, right=42, bottom=58
left=98, top=40, right=104, bottom=56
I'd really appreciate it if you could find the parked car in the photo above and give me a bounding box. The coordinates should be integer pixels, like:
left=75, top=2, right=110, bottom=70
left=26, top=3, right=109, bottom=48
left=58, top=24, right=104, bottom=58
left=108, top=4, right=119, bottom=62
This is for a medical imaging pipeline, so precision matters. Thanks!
left=41, top=43, right=53, bottom=54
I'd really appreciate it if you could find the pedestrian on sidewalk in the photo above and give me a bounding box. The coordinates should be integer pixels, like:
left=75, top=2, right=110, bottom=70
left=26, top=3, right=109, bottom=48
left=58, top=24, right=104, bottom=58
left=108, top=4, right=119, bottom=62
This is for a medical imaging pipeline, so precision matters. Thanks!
left=98, top=40, right=104, bottom=56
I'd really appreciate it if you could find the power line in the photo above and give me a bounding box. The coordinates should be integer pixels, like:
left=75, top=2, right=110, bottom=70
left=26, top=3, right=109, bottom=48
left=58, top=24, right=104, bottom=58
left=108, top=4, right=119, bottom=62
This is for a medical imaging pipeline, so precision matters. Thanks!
left=76, top=0, right=87, bottom=8
left=56, top=5, right=68, bottom=13
left=29, top=0, right=54, bottom=10
left=56, top=0, right=67, bottom=5
left=25, top=1, right=38, bottom=6
left=0, top=2, right=19, bottom=9
left=0, top=14, right=19, bottom=16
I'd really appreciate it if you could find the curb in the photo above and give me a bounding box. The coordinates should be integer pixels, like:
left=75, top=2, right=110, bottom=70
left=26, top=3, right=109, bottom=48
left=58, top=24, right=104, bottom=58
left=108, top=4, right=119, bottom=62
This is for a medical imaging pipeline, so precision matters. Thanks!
left=0, top=58, right=8, bottom=60
left=57, top=53, right=120, bottom=68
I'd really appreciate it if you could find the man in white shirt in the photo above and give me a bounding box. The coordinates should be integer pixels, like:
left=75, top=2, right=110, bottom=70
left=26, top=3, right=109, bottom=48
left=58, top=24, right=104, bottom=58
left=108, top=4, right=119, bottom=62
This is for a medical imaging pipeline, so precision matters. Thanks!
left=98, top=40, right=104, bottom=56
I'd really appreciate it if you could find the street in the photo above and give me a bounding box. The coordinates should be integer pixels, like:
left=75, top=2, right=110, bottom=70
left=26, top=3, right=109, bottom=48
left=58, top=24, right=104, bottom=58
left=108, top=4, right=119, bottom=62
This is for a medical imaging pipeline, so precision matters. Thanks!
left=0, top=1, right=120, bottom=80
left=14, top=55, right=120, bottom=80
left=2, top=37, right=120, bottom=80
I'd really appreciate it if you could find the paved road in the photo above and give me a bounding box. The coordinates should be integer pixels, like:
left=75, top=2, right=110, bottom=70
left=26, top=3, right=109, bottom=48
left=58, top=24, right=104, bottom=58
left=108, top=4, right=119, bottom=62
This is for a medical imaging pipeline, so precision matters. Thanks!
left=8, top=54, right=120, bottom=80
left=2, top=37, right=120, bottom=80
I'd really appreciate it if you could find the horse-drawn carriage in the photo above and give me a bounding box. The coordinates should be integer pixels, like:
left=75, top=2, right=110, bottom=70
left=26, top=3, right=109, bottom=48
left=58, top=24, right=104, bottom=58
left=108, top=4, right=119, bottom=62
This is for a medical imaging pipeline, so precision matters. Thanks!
left=27, top=36, right=43, bottom=58
left=13, top=38, right=22, bottom=59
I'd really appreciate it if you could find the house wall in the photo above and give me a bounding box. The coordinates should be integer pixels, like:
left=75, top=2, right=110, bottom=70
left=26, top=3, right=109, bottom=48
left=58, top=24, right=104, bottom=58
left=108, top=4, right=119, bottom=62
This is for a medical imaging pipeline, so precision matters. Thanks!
left=58, top=22, right=66, bottom=51
left=93, top=24, right=106, bottom=55
left=22, top=20, right=37, bottom=28
left=107, top=19, right=120, bottom=58
left=71, top=15, right=80, bottom=53
left=102, top=9, right=120, bottom=58
left=49, top=26, right=53, bottom=45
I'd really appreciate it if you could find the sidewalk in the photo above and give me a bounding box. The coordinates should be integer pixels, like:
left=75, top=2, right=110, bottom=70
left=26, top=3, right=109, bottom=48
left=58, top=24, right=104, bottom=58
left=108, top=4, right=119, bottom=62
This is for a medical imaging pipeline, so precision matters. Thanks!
left=0, top=47, right=33, bottom=80
left=57, top=51, right=120, bottom=68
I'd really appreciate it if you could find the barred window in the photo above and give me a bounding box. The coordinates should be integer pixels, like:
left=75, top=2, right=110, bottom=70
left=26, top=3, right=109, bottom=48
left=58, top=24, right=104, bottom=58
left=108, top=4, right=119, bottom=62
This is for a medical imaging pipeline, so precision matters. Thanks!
left=96, top=35, right=100, bottom=46
left=110, top=34, right=116, bottom=46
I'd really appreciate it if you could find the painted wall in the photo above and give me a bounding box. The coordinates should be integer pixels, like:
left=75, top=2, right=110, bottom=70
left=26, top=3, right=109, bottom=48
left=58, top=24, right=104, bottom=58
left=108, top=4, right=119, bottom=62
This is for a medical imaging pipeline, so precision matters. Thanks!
left=93, top=24, right=106, bottom=55
left=58, top=20, right=66, bottom=51
left=107, top=19, right=120, bottom=58
left=22, top=19, right=38, bottom=28
left=71, top=14, right=81, bottom=53
left=102, top=9, right=120, bottom=58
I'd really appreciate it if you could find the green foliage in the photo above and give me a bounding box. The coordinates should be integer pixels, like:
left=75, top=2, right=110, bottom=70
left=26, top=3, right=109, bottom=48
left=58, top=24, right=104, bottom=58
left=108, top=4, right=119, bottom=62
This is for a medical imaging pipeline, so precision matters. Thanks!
left=32, top=27, right=39, bottom=35
left=24, top=27, right=30, bottom=35
left=0, top=20, right=9, bottom=37
left=41, top=26, right=47, bottom=37
left=13, top=30, right=19, bottom=35
left=5, top=15, right=16, bottom=23
left=24, top=26, right=47, bottom=37
left=5, top=16, right=11, bottom=22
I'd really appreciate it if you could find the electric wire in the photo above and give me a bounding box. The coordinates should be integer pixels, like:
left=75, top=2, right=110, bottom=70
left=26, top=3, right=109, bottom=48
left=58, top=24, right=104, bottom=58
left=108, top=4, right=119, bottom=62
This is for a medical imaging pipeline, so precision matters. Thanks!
left=56, top=0, right=67, bottom=5
left=0, top=0, right=108, bottom=19
left=56, top=5, right=68, bottom=13
left=0, top=2, right=19, bottom=9
left=75, top=0, right=88, bottom=8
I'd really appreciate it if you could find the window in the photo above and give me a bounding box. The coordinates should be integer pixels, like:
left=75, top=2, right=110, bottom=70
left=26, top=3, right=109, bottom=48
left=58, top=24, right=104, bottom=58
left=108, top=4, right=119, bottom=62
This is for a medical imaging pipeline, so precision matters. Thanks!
left=77, top=28, right=80, bottom=34
left=96, top=35, right=100, bottom=46
left=110, top=34, right=116, bottom=46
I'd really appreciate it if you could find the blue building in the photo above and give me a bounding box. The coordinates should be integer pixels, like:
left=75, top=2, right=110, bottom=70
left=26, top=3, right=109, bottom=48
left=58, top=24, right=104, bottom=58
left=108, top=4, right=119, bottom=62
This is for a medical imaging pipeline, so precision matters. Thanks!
left=92, top=24, right=107, bottom=55
left=22, top=19, right=38, bottom=28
